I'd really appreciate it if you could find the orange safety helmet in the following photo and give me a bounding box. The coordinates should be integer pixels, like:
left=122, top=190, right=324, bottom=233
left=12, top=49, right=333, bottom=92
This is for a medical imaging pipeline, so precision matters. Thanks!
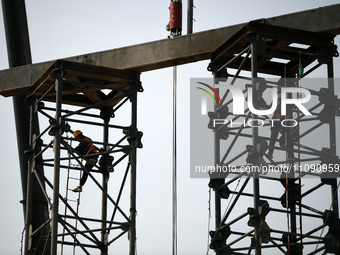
left=73, top=130, right=83, bottom=138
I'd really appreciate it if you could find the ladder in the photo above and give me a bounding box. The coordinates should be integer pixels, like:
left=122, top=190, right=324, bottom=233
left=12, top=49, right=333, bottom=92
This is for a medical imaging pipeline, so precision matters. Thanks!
left=60, top=152, right=82, bottom=255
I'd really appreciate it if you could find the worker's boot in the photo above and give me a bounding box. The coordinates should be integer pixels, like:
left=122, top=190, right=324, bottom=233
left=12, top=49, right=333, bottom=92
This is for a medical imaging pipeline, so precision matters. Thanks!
left=72, top=185, right=82, bottom=192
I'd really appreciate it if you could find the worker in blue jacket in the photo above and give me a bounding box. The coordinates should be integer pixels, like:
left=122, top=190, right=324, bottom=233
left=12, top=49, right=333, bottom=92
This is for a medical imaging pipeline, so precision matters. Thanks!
left=72, top=130, right=99, bottom=192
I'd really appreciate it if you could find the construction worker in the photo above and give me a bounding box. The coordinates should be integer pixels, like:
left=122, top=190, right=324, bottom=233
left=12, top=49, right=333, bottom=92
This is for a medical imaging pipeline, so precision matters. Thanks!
left=72, top=130, right=99, bottom=192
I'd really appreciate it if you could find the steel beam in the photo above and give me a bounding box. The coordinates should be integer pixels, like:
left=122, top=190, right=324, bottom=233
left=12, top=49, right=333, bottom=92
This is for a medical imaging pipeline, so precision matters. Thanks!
left=50, top=70, right=64, bottom=255
left=2, top=1, right=51, bottom=254
left=1, top=4, right=340, bottom=97
left=326, top=46, right=340, bottom=217
left=1, top=0, right=33, bottom=208
left=128, top=81, right=139, bottom=255
left=250, top=33, right=262, bottom=255
left=100, top=107, right=113, bottom=255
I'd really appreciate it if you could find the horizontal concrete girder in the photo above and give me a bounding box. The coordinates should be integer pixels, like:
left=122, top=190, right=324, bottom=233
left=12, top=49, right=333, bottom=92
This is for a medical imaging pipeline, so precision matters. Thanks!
left=1, top=4, right=340, bottom=97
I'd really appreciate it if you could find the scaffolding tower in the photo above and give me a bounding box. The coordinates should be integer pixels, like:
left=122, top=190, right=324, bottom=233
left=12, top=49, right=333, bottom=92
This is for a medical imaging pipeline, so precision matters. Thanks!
left=207, top=22, right=340, bottom=255
left=24, top=60, right=142, bottom=255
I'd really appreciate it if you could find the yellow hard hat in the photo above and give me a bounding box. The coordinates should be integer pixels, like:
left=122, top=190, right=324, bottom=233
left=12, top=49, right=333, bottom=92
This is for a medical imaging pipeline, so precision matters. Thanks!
left=73, top=130, right=82, bottom=138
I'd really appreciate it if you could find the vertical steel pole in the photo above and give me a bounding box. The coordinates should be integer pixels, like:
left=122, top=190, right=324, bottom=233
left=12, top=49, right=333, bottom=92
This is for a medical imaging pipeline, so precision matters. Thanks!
left=212, top=72, right=225, bottom=255
left=187, top=0, right=193, bottom=34
left=172, top=65, right=178, bottom=255
left=213, top=82, right=222, bottom=229
left=51, top=70, right=64, bottom=255
left=326, top=46, right=339, bottom=216
left=25, top=98, right=35, bottom=255
left=250, top=34, right=262, bottom=255
left=287, top=83, right=298, bottom=254
left=129, top=81, right=138, bottom=255
left=100, top=107, right=112, bottom=255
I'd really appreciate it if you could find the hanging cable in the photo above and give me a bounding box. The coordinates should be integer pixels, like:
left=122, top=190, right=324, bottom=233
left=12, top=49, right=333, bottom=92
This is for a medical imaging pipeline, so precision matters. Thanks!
left=172, top=65, right=178, bottom=255
left=221, top=176, right=241, bottom=222
left=296, top=76, right=304, bottom=254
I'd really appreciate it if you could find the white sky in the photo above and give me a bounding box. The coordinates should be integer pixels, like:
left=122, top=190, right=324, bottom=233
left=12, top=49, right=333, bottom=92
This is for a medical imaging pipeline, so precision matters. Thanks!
left=1, top=1, right=340, bottom=255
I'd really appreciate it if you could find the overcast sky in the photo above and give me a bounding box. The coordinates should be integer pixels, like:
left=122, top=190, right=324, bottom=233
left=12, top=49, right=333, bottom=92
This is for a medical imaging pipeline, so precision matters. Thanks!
left=1, top=1, right=340, bottom=255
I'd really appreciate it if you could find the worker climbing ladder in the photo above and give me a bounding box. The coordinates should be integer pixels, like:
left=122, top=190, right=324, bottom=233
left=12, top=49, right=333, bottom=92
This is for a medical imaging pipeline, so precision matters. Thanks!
left=23, top=60, right=143, bottom=255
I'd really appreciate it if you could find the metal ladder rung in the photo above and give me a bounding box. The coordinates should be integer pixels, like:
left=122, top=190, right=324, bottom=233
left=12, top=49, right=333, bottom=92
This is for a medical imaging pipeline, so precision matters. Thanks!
left=68, top=177, right=80, bottom=180
left=65, top=198, right=78, bottom=203
left=61, top=141, right=83, bottom=255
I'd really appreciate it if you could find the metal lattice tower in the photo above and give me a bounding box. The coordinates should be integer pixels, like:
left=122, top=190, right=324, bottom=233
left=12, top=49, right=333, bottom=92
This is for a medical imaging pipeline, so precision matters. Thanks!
left=207, top=22, right=340, bottom=255
left=24, top=60, right=142, bottom=255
